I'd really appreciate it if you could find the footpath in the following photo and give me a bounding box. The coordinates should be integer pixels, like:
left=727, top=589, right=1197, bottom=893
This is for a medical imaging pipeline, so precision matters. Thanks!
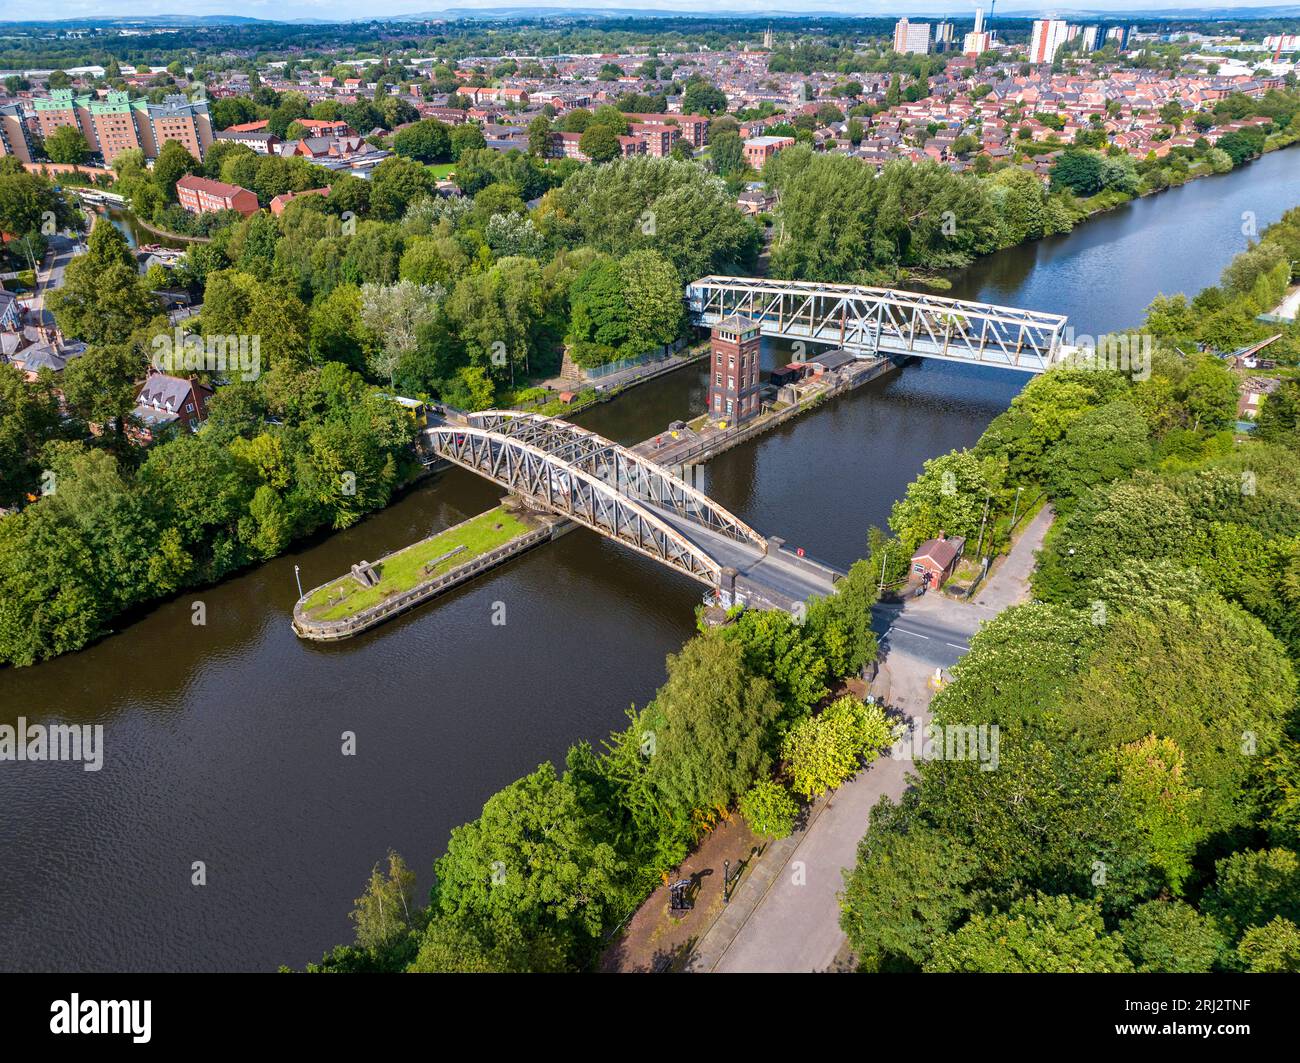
left=683, top=504, right=1054, bottom=972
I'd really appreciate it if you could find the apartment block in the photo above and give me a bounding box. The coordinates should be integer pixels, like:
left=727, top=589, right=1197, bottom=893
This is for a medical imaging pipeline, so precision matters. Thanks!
left=1029, top=19, right=1070, bottom=64
left=623, top=112, right=710, bottom=148
left=743, top=135, right=795, bottom=169
left=33, top=89, right=213, bottom=164
left=893, top=19, right=932, bottom=56
left=0, top=104, right=35, bottom=164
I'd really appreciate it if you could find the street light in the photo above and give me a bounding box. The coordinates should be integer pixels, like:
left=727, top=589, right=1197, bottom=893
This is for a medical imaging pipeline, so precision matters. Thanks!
left=293, top=564, right=303, bottom=599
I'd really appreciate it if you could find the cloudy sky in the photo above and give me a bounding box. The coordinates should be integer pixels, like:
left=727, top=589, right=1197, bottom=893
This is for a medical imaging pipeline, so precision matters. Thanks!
left=11, top=1, right=1286, bottom=26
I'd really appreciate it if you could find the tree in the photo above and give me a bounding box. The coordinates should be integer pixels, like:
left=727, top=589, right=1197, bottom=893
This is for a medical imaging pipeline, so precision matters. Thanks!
left=781, top=695, right=893, bottom=799
left=1237, top=917, right=1300, bottom=972
left=0, top=364, right=63, bottom=506
left=1119, top=900, right=1223, bottom=972
left=841, top=826, right=976, bottom=970
left=710, top=130, right=746, bottom=177
left=368, top=156, right=433, bottom=221
left=0, top=172, right=69, bottom=240
left=358, top=280, right=444, bottom=386
left=431, top=761, right=629, bottom=955
left=44, top=125, right=89, bottom=165
left=1180, top=354, right=1239, bottom=431
left=645, top=631, right=783, bottom=821
left=578, top=124, right=621, bottom=163
left=888, top=449, right=992, bottom=551
left=618, top=248, right=684, bottom=354
left=737, top=779, right=799, bottom=839
left=527, top=114, right=552, bottom=157
left=1115, top=735, right=1202, bottom=894
left=1061, top=598, right=1296, bottom=839
left=557, top=156, right=760, bottom=281
left=152, top=139, right=201, bottom=202
left=1203, top=848, right=1300, bottom=943
left=1050, top=147, right=1106, bottom=196
left=48, top=221, right=158, bottom=347
left=350, top=850, right=417, bottom=955
left=1044, top=399, right=1151, bottom=507
left=682, top=81, right=727, bottom=115
left=925, top=894, right=1134, bottom=973
left=392, top=118, right=451, bottom=163
left=450, top=123, right=487, bottom=160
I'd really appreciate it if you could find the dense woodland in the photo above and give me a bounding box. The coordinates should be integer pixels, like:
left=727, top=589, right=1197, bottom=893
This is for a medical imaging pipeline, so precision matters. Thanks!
left=839, top=210, right=1300, bottom=974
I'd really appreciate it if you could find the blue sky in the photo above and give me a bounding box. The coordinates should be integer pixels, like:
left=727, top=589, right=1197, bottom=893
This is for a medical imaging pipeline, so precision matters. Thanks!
left=13, top=1, right=1289, bottom=25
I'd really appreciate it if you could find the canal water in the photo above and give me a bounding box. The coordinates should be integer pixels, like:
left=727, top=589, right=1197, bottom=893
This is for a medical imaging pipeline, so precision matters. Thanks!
left=2, top=148, right=1298, bottom=972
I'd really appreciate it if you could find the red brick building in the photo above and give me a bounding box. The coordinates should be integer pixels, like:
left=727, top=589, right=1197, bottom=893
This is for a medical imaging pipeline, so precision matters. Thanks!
left=743, top=135, right=796, bottom=170
left=175, top=175, right=260, bottom=218
left=708, top=315, right=762, bottom=423
left=910, top=533, right=966, bottom=589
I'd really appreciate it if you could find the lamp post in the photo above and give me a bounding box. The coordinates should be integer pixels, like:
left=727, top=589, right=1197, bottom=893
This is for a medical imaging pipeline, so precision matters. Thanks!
left=1009, top=485, right=1024, bottom=532
left=293, top=564, right=303, bottom=599
left=723, top=860, right=731, bottom=904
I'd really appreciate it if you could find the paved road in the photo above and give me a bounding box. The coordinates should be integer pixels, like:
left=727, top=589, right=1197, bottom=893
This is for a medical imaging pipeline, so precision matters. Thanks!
left=646, top=500, right=839, bottom=607
left=699, top=506, right=1054, bottom=972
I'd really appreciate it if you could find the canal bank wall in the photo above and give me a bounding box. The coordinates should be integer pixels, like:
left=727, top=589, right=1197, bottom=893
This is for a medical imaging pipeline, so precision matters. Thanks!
left=292, top=511, right=572, bottom=641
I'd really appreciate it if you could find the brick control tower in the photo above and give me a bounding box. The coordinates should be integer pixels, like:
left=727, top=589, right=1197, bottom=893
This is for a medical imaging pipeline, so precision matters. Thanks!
left=708, top=314, right=762, bottom=424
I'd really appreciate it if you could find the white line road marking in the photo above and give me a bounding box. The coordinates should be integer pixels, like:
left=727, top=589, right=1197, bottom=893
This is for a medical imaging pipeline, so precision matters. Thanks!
left=946, top=642, right=969, bottom=651
left=894, top=628, right=929, bottom=639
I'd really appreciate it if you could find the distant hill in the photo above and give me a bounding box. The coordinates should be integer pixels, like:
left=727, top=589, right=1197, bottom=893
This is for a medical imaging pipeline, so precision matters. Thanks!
left=6, top=5, right=1300, bottom=26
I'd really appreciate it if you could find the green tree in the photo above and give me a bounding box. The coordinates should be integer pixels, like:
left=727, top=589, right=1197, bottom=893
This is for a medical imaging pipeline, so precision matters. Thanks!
left=350, top=850, right=418, bottom=955
left=841, top=826, right=976, bottom=971
left=368, top=156, right=434, bottom=222
left=646, top=631, right=783, bottom=821
left=152, top=139, right=201, bottom=201
left=44, top=124, right=90, bottom=165
left=782, top=695, right=893, bottom=799
left=431, top=761, right=629, bottom=955
left=1237, top=917, right=1300, bottom=972
left=393, top=118, right=452, bottom=163
left=578, top=123, right=621, bottom=163
left=1120, top=900, right=1223, bottom=972
left=737, top=778, right=799, bottom=839
left=925, top=894, right=1134, bottom=973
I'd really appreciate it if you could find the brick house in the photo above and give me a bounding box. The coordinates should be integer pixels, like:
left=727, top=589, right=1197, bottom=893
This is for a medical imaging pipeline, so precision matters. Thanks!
left=130, top=369, right=215, bottom=443
left=910, top=533, right=967, bottom=589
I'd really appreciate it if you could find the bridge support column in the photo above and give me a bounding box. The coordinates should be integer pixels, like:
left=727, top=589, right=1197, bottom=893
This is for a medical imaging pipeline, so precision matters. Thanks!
left=721, top=565, right=739, bottom=608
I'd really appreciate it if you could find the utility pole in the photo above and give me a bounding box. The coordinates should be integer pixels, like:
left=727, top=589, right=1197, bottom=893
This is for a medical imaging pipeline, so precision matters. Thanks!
left=1009, top=485, right=1024, bottom=532
left=975, top=494, right=991, bottom=559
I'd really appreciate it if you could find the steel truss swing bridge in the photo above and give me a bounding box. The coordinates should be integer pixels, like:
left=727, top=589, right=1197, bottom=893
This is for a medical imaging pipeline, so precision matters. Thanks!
left=420, top=411, right=839, bottom=606
left=686, top=276, right=1070, bottom=373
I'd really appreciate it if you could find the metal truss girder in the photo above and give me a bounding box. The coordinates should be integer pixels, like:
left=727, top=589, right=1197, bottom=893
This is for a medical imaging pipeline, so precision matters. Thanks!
left=421, top=421, right=746, bottom=586
left=686, top=276, right=1068, bottom=373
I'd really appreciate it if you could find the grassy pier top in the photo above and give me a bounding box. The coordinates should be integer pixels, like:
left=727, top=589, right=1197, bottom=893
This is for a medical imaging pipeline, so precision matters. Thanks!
left=299, top=506, right=533, bottom=622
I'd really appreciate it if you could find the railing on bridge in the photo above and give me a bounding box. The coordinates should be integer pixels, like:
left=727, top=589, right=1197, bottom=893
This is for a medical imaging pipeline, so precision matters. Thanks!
left=686, top=276, right=1068, bottom=373
left=421, top=411, right=767, bottom=587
